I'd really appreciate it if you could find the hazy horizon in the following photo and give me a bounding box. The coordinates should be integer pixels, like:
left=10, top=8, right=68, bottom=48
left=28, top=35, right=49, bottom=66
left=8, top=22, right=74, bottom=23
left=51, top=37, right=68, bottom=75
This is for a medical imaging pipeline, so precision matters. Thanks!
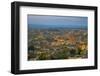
left=28, top=15, right=88, bottom=29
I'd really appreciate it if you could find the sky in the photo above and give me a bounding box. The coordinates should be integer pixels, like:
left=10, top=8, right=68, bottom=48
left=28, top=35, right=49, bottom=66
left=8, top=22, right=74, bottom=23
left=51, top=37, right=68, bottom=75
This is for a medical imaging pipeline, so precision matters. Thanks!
left=28, top=15, right=87, bottom=28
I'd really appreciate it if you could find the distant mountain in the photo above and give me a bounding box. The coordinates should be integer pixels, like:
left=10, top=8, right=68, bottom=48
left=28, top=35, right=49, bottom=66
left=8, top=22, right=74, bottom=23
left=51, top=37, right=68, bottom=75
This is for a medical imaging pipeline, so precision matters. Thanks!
left=28, top=24, right=87, bottom=29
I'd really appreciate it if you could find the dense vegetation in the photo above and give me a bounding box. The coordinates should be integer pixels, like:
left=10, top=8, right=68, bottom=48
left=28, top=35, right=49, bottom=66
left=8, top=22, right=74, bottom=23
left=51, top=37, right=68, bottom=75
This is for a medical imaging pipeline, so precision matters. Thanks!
left=28, top=28, right=88, bottom=61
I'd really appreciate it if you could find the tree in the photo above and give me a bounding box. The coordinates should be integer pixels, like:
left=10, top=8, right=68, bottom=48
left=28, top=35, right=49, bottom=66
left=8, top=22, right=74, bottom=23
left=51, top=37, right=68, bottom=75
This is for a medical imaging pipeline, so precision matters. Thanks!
left=28, top=45, right=34, bottom=51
